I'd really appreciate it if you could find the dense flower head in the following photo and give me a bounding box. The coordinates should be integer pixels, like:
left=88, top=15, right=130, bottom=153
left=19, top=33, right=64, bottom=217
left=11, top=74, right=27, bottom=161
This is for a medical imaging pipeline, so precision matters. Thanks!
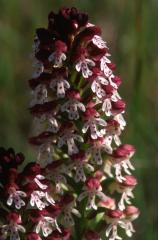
left=27, top=6, right=139, bottom=240
left=0, top=6, right=139, bottom=240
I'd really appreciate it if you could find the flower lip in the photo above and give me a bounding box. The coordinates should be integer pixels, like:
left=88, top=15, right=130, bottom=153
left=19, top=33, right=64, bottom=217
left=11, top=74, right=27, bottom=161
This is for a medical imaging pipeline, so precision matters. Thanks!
left=106, top=209, right=123, bottom=219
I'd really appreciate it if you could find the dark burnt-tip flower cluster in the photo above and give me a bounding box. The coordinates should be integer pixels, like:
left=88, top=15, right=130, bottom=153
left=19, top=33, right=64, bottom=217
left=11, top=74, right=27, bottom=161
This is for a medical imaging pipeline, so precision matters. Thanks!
left=0, top=7, right=139, bottom=240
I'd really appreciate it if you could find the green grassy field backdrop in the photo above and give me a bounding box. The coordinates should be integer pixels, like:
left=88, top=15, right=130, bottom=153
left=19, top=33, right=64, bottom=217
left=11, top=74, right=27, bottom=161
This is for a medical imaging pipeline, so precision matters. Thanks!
left=0, top=0, right=157, bottom=239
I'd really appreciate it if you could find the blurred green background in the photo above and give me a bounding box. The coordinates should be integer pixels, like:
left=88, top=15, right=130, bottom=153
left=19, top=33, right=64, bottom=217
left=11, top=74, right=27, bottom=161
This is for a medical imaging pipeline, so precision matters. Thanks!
left=0, top=0, right=157, bottom=239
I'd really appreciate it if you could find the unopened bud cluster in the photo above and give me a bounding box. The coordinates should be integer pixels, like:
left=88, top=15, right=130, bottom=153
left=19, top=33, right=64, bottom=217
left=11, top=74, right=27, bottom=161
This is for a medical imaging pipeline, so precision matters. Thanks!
left=0, top=7, right=139, bottom=240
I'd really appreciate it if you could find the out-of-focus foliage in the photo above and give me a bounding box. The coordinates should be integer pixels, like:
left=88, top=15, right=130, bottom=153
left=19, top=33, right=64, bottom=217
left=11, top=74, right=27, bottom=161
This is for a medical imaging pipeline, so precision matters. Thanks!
left=0, top=0, right=157, bottom=239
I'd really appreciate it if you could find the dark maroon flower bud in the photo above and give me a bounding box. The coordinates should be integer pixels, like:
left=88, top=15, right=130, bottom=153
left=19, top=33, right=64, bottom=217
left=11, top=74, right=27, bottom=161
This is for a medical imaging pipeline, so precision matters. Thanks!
left=78, top=26, right=101, bottom=42
left=22, top=163, right=41, bottom=180
left=84, top=230, right=100, bottom=240
left=111, top=76, right=122, bottom=87
left=54, top=40, right=67, bottom=53
left=123, top=205, right=140, bottom=217
left=7, top=212, right=22, bottom=224
left=107, top=209, right=123, bottom=219
left=46, top=228, right=71, bottom=240
left=29, top=131, right=54, bottom=146
left=15, top=153, right=25, bottom=165
left=120, top=175, right=137, bottom=187
left=30, top=209, right=48, bottom=222
left=112, top=144, right=135, bottom=161
left=26, top=232, right=42, bottom=240
left=0, top=148, right=15, bottom=168
left=98, top=197, right=115, bottom=209
left=106, top=62, right=116, bottom=70
left=88, top=67, right=102, bottom=80
left=46, top=204, right=61, bottom=218
left=7, top=168, right=18, bottom=183
left=71, top=152, right=86, bottom=162
left=51, top=66, right=68, bottom=79
left=30, top=101, right=57, bottom=117
left=94, top=170, right=104, bottom=180
left=123, top=206, right=140, bottom=222
left=111, top=99, right=126, bottom=114
left=23, top=182, right=38, bottom=195
left=29, top=72, right=52, bottom=90
left=88, top=42, right=107, bottom=61
left=102, top=84, right=115, bottom=96
left=48, top=7, right=88, bottom=40
left=5, top=182, right=19, bottom=194
left=72, top=47, right=87, bottom=62
left=36, top=48, right=51, bottom=62
left=106, top=119, right=120, bottom=134
left=59, top=122, right=74, bottom=133
left=46, top=160, right=63, bottom=171
left=66, top=90, right=81, bottom=100
left=85, top=177, right=100, bottom=190
left=59, top=193, right=74, bottom=206
left=83, top=107, right=100, bottom=120
left=36, top=28, right=53, bottom=45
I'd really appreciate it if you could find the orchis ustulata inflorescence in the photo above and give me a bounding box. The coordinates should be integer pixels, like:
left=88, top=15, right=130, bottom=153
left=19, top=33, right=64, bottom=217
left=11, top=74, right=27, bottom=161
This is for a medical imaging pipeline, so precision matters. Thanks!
left=0, top=7, right=138, bottom=240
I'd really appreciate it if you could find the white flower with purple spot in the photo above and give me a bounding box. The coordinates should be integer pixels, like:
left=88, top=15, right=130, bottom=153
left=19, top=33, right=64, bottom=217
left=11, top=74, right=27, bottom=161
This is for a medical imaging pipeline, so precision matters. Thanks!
left=92, top=35, right=107, bottom=49
left=100, top=54, right=112, bottom=77
left=7, top=191, right=26, bottom=210
left=76, top=58, right=95, bottom=78
left=50, top=77, right=70, bottom=98
left=58, top=133, right=84, bottom=155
